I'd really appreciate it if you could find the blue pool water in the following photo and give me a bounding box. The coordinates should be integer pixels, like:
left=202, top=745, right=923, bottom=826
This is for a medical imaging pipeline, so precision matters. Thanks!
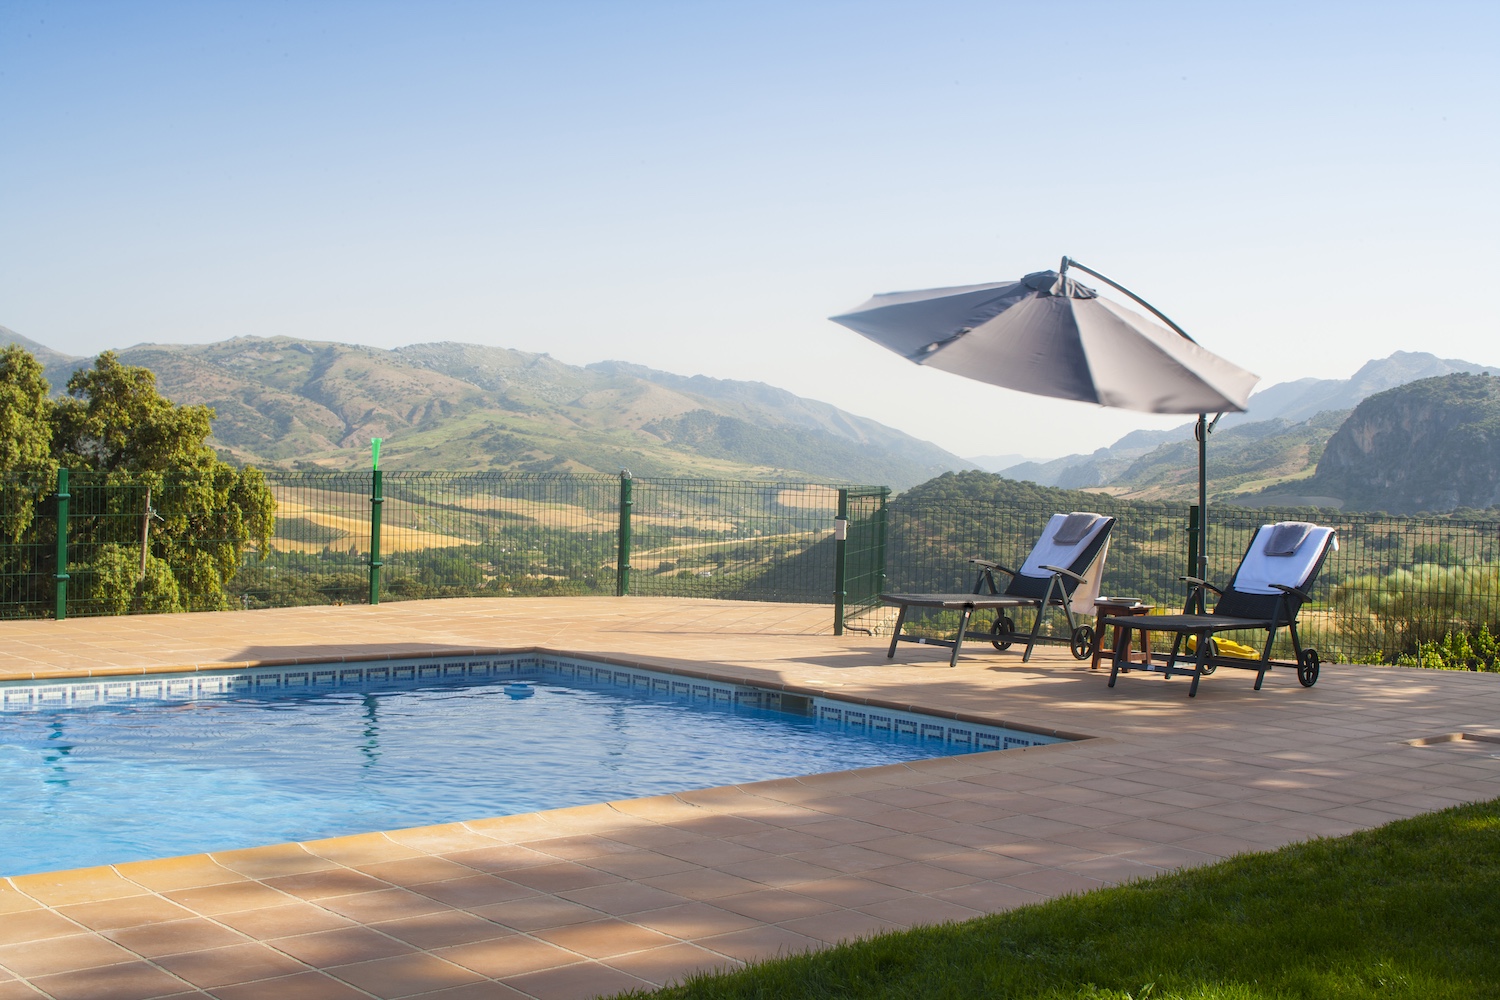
left=0, top=656, right=1060, bottom=876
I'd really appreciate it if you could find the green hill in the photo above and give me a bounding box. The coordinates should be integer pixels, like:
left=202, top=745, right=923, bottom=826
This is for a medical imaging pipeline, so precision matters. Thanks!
left=8, top=333, right=966, bottom=489
left=1117, top=409, right=1350, bottom=503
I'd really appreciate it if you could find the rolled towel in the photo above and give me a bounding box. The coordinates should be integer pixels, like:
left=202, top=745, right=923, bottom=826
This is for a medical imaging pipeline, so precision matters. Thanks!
left=1265, top=521, right=1315, bottom=557
left=1053, top=512, right=1102, bottom=546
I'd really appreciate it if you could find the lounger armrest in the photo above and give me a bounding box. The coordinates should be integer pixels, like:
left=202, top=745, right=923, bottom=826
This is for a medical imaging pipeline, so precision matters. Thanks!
left=970, top=558, right=1017, bottom=577
left=1040, top=564, right=1086, bottom=584
left=1270, top=583, right=1313, bottom=603
left=1178, top=576, right=1220, bottom=616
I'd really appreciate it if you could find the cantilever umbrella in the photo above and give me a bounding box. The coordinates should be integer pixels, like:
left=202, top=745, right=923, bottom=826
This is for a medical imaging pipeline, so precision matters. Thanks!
left=830, top=257, right=1259, bottom=579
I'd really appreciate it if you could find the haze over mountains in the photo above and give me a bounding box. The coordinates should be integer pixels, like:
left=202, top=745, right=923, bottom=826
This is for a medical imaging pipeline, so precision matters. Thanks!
left=0, top=328, right=964, bottom=490
left=5, top=326, right=1497, bottom=512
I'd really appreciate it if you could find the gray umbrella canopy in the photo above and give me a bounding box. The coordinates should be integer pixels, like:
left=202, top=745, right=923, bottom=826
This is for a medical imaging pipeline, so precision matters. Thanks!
left=830, top=269, right=1257, bottom=415
left=831, top=261, right=1260, bottom=583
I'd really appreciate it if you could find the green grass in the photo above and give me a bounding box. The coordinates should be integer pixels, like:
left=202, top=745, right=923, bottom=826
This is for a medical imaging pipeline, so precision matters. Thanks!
left=612, top=799, right=1500, bottom=1000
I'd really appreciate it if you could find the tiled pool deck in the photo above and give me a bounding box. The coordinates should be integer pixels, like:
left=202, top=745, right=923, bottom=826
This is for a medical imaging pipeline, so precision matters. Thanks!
left=3, top=596, right=1499, bottom=1000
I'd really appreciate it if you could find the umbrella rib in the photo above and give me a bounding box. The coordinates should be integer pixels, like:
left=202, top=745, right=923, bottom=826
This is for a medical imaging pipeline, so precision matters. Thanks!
left=1062, top=257, right=1198, bottom=345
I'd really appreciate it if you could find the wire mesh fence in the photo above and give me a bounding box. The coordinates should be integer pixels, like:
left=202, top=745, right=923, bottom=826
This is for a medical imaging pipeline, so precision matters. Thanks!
left=885, top=489, right=1500, bottom=666
left=839, top=487, right=891, bottom=629
left=236, top=472, right=373, bottom=607
left=240, top=473, right=858, bottom=606
left=881, top=492, right=1187, bottom=644
left=624, top=479, right=843, bottom=602
left=237, top=472, right=630, bottom=606
left=2, top=468, right=1498, bottom=667
left=0, top=476, right=56, bottom=620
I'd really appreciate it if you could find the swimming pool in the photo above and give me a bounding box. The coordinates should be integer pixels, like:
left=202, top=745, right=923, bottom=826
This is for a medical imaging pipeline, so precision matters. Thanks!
left=0, top=655, right=1063, bottom=876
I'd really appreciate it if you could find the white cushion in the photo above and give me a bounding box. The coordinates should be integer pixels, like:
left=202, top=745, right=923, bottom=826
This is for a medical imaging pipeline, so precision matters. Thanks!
left=1018, top=513, right=1108, bottom=579
left=1233, top=524, right=1337, bottom=595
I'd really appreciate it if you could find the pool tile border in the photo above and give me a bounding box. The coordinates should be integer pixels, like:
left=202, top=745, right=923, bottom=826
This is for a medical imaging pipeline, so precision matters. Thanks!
left=1, top=646, right=1093, bottom=744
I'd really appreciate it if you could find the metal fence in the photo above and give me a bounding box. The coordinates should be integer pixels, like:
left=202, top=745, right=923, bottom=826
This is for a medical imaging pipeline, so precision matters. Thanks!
left=247, top=472, right=880, bottom=608
left=241, top=471, right=630, bottom=607
left=3, top=468, right=1498, bottom=666
left=0, top=474, right=57, bottom=620
left=884, top=488, right=1500, bottom=665
left=835, top=486, right=890, bottom=634
left=1, top=471, right=880, bottom=626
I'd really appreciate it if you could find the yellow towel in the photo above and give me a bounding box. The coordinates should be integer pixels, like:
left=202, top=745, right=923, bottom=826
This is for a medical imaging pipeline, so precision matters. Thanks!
left=1187, top=636, right=1260, bottom=659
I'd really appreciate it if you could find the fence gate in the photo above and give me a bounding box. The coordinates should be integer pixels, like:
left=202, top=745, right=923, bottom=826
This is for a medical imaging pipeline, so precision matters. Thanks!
left=834, top=486, right=890, bottom=635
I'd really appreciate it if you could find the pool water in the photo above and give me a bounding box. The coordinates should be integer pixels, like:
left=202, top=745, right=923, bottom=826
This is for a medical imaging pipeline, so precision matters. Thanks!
left=0, top=656, right=1059, bottom=876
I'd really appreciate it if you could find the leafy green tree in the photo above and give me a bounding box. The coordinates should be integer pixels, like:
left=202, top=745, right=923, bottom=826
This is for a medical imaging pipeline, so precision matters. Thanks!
left=0, top=345, right=59, bottom=541
left=80, top=544, right=183, bottom=615
left=54, top=351, right=218, bottom=472
left=50, top=351, right=277, bottom=612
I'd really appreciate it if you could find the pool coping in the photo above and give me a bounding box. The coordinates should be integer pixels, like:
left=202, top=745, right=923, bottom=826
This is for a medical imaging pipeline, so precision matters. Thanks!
left=2, top=596, right=1498, bottom=1000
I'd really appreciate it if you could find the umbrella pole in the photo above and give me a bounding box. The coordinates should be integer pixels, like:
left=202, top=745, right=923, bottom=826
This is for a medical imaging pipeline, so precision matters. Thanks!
left=1196, top=412, right=1208, bottom=594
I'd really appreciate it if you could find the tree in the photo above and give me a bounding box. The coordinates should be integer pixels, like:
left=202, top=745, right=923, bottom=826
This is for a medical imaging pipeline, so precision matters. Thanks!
left=53, top=351, right=218, bottom=473
left=0, top=345, right=59, bottom=541
left=49, top=351, right=277, bottom=613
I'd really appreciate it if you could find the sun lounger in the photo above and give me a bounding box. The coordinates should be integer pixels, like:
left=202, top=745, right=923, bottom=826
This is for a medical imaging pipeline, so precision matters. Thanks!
left=882, top=513, right=1115, bottom=667
left=1102, top=521, right=1336, bottom=697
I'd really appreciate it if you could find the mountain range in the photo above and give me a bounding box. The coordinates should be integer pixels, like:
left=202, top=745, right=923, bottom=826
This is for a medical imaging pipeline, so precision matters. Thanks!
left=0, top=327, right=965, bottom=490
left=1296, top=372, right=1500, bottom=513
left=992, top=352, right=1500, bottom=506
left=6, top=325, right=1498, bottom=512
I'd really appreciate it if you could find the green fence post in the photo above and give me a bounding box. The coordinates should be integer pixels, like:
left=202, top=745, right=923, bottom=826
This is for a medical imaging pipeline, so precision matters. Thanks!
left=615, top=470, right=633, bottom=596
left=368, top=440, right=383, bottom=606
left=54, top=468, right=70, bottom=621
left=1186, top=504, right=1201, bottom=612
left=833, top=488, right=849, bottom=635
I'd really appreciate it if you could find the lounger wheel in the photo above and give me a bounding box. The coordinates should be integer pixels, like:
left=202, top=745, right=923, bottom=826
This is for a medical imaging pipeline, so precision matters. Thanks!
left=1069, top=625, right=1095, bottom=660
left=1188, top=637, right=1216, bottom=675
left=990, top=616, right=1016, bottom=651
left=1298, top=648, right=1321, bottom=687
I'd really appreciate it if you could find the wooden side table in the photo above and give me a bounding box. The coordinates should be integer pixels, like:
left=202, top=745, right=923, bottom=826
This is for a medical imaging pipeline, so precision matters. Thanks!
left=1092, top=599, right=1155, bottom=670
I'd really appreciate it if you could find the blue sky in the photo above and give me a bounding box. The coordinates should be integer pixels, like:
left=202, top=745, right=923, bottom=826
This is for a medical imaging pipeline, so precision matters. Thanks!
left=3, top=1, right=1496, bottom=462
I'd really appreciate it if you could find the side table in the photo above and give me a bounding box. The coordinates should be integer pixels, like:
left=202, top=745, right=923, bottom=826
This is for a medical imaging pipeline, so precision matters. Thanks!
left=1091, top=599, right=1155, bottom=670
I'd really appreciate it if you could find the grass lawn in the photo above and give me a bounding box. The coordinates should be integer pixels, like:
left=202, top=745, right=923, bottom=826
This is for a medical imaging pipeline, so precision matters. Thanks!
left=614, top=798, right=1500, bottom=999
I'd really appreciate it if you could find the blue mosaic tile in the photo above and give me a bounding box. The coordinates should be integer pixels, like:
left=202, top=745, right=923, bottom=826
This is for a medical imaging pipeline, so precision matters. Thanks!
left=1, top=655, right=1063, bottom=755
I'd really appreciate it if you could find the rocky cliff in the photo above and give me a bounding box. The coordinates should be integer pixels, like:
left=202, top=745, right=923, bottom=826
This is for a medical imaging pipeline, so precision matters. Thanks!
left=1309, top=373, right=1500, bottom=513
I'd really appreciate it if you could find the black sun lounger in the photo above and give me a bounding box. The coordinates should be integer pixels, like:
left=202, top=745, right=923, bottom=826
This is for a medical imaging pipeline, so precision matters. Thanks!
left=1101, top=521, right=1337, bottom=697
left=882, top=513, right=1115, bottom=667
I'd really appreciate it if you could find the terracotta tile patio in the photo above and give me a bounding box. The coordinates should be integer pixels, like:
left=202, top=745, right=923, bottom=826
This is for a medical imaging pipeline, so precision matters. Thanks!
left=3, top=596, right=1499, bottom=999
